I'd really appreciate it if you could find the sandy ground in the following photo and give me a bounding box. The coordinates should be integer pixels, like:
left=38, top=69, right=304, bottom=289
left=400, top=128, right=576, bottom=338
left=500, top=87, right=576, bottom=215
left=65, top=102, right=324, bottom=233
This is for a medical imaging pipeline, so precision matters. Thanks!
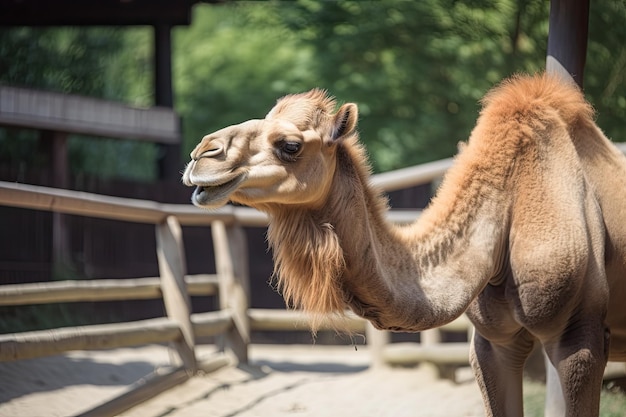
left=0, top=344, right=485, bottom=417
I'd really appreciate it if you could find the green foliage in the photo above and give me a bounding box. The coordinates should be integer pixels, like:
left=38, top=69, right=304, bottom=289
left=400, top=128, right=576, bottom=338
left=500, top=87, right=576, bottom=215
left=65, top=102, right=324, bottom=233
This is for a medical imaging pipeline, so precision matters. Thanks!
left=523, top=379, right=626, bottom=417
left=0, top=27, right=123, bottom=95
left=585, top=0, right=626, bottom=143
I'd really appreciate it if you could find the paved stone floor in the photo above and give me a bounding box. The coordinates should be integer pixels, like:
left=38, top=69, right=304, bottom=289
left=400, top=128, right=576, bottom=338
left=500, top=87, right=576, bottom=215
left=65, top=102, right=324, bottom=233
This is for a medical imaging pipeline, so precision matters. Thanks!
left=0, top=344, right=485, bottom=417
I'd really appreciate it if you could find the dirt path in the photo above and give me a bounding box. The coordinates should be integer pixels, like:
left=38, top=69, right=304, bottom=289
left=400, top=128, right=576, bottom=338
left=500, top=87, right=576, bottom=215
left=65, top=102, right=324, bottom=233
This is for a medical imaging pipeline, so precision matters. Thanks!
left=0, top=344, right=485, bottom=417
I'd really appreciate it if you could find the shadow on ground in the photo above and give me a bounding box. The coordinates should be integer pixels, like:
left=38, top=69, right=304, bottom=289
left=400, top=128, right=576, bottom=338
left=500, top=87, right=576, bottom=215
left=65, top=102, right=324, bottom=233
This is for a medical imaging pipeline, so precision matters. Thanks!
left=0, top=352, right=158, bottom=403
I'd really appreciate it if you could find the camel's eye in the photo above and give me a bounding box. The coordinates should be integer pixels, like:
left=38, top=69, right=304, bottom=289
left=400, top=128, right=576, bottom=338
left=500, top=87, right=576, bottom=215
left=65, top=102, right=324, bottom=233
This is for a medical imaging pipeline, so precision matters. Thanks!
left=276, top=140, right=302, bottom=162
left=282, top=141, right=301, bottom=154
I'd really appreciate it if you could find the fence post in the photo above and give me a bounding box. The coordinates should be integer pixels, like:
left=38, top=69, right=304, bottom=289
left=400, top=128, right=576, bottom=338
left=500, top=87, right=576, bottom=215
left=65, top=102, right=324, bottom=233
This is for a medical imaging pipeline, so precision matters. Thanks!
left=212, top=220, right=250, bottom=363
left=366, top=323, right=390, bottom=368
left=421, top=328, right=455, bottom=380
left=156, top=215, right=197, bottom=373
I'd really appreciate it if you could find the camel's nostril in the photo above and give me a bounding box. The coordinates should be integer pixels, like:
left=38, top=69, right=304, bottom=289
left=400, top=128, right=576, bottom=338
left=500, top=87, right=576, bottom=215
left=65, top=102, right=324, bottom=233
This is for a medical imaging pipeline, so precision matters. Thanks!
left=198, top=147, right=223, bottom=159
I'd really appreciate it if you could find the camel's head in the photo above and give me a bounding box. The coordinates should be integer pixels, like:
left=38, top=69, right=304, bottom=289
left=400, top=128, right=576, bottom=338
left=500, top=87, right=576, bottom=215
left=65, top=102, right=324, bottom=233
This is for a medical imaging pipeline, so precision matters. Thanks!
left=182, top=89, right=358, bottom=211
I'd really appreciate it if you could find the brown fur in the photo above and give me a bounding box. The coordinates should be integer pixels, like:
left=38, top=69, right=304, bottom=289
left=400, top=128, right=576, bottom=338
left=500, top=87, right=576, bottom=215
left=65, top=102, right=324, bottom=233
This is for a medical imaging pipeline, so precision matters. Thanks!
left=267, top=209, right=346, bottom=330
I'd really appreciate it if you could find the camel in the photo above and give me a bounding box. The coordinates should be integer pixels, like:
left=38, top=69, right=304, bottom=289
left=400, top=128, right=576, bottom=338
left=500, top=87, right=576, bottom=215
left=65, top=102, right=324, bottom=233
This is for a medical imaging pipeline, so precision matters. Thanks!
left=183, top=73, right=626, bottom=417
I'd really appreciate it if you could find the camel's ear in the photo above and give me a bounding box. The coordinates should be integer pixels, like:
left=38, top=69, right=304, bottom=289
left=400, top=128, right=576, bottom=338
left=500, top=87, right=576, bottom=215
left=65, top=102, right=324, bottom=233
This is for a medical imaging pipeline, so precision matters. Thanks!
left=330, top=103, right=358, bottom=143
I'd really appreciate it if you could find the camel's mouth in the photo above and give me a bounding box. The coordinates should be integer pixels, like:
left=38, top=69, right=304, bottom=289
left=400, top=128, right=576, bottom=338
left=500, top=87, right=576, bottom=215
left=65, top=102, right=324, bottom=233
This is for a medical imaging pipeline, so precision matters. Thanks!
left=191, top=173, right=246, bottom=208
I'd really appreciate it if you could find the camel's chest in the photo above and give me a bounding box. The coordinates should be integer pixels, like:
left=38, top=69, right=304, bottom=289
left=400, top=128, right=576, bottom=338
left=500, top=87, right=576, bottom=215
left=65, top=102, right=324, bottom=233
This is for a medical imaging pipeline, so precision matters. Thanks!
left=466, top=279, right=524, bottom=342
left=467, top=273, right=576, bottom=341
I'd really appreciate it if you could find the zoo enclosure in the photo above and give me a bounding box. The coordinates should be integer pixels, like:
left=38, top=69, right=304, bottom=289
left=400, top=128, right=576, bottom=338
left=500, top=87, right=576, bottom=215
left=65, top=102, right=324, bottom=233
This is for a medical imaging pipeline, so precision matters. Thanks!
left=3, top=80, right=626, bottom=412
left=0, top=158, right=475, bottom=414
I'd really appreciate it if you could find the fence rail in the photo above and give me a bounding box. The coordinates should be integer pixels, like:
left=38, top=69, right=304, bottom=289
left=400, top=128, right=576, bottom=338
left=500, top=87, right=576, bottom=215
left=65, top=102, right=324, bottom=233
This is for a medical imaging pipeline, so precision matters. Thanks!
left=0, top=159, right=470, bottom=415
left=0, top=274, right=219, bottom=305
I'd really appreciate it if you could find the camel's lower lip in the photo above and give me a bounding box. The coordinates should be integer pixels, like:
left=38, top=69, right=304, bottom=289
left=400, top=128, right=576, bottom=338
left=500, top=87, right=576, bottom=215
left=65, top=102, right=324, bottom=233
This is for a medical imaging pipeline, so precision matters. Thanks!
left=191, top=174, right=246, bottom=207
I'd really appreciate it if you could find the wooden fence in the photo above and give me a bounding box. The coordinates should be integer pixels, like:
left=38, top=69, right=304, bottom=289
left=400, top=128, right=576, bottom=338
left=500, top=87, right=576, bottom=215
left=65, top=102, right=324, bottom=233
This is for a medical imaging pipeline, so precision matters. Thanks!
left=0, top=158, right=477, bottom=415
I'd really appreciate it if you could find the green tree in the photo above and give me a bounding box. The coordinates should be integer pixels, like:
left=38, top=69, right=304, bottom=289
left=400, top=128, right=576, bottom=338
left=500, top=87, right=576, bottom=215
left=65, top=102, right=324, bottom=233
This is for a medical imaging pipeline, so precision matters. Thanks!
left=0, top=27, right=124, bottom=95
left=586, top=0, right=626, bottom=143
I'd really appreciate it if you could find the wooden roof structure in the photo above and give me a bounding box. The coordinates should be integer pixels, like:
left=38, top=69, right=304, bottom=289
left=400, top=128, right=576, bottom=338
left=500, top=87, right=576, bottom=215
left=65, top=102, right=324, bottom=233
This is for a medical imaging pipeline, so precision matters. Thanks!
left=0, top=0, right=225, bottom=26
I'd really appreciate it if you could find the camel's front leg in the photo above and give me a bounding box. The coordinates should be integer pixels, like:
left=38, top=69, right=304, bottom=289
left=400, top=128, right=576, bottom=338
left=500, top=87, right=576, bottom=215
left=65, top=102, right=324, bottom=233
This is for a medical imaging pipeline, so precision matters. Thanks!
left=470, top=329, right=535, bottom=417
left=542, top=321, right=609, bottom=417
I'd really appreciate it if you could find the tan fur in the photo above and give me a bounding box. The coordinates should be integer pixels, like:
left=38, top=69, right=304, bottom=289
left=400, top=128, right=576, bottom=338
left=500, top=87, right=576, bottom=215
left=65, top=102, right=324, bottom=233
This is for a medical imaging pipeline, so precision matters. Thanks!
left=266, top=88, right=336, bottom=131
left=183, top=73, right=626, bottom=417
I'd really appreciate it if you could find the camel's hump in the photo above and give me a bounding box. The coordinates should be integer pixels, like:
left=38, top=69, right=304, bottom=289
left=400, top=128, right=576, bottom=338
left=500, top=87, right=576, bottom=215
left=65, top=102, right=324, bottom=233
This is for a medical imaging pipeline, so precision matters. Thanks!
left=480, top=73, right=594, bottom=127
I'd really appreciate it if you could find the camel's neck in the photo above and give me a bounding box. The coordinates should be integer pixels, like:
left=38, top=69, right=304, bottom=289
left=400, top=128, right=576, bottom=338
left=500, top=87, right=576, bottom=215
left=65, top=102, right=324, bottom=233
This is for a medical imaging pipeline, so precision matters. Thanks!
left=266, top=141, right=512, bottom=332
left=328, top=144, right=511, bottom=331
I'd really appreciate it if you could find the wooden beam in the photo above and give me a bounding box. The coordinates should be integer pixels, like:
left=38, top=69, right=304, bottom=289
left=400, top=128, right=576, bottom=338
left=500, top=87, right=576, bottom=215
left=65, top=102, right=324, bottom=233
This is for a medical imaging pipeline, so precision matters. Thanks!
left=154, top=24, right=174, bottom=108
left=0, top=0, right=206, bottom=26
left=0, top=317, right=181, bottom=361
left=192, top=310, right=234, bottom=338
left=0, top=274, right=219, bottom=306
left=370, top=158, right=453, bottom=192
left=154, top=23, right=183, bottom=182
left=546, top=0, right=590, bottom=87
left=383, top=342, right=470, bottom=380
left=212, top=221, right=250, bottom=363
left=245, top=309, right=471, bottom=334
left=0, top=310, right=233, bottom=362
left=76, top=366, right=191, bottom=417
left=247, top=308, right=366, bottom=333
left=0, top=86, right=180, bottom=144
left=156, top=216, right=197, bottom=372
left=382, top=342, right=470, bottom=366
left=0, top=181, right=166, bottom=223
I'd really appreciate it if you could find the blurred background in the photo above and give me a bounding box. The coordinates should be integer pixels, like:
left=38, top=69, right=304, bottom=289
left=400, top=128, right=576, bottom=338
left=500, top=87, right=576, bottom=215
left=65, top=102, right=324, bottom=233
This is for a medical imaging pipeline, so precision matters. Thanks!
left=1, top=0, right=625, bottom=343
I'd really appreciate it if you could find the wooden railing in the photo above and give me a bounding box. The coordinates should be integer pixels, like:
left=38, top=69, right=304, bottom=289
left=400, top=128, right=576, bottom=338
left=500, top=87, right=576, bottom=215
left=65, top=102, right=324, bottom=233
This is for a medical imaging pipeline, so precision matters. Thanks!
left=0, top=158, right=470, bottom=415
